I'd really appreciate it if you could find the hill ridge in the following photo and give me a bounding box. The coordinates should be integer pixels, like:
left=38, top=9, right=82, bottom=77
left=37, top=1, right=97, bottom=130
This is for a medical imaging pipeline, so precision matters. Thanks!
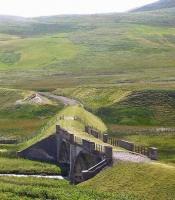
left=132, top=0, right=175, bottom=12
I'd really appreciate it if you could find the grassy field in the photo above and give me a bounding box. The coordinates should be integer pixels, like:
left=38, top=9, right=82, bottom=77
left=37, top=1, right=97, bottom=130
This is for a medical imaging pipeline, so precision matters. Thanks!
left=0, top=162, right=174, bottom=200
left=0, top=157, right=61, bottom=175
left=0, top=163, right=175, bottom=200
left=82, top=162, right=175, bottom=200
left=0, top=176, right=137, bottom=200
left=54, top=87, right=131, bottom=110
left=0, top=88, right=63, bottom=142
left=0, top=87, right=64, bottom=159
left=0, top=8, right=174, bottom=90
left=0, top=34, right=82, bottom=70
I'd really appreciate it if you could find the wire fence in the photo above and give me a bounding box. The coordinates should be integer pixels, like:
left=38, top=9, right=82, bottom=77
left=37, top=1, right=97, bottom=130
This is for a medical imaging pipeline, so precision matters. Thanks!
left=18, top=115, right=64, bottom=143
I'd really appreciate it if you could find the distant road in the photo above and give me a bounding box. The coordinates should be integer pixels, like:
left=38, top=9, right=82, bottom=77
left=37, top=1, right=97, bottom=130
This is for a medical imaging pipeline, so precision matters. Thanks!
left=39, top=92, right=80, bottom=106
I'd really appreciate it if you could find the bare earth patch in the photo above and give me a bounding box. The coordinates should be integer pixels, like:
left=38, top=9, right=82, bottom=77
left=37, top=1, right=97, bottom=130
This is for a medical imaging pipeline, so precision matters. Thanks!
left=16, top=93, right=52, bottom=105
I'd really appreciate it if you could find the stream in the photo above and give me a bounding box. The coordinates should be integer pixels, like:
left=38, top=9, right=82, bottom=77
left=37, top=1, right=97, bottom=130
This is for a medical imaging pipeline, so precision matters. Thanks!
left=0, top=174, right=65, bottom=179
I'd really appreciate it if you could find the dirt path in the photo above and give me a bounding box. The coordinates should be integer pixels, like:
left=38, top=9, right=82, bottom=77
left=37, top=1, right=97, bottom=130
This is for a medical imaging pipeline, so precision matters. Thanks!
left=113, top=151, right=150, bottom=163
left=0, top=174, right=65, bottom=179
left=39, top=92, right=80, bottom=106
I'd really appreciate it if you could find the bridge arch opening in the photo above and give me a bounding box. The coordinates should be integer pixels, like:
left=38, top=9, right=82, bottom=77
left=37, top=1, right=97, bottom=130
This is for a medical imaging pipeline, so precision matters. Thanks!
left=72, top=151, right=101, bottom=184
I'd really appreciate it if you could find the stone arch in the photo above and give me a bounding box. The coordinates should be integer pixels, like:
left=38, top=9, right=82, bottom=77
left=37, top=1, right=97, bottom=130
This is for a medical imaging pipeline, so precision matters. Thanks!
left=72, top=151, right=101, bottom=184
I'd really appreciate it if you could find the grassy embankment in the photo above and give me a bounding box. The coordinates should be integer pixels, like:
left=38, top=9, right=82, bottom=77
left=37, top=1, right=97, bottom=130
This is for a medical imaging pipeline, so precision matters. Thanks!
left=0, top=176, right=134, bottom=200
left=0, top=157, right=61, bottom=175
left=20, top=104, right=108, bottom=152
left=81, top=162, right=175, bottom=200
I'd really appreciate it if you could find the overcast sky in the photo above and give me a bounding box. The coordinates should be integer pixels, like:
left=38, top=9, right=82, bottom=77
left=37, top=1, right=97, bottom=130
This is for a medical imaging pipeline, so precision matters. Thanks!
left=0, top=0, right=158, bottom=17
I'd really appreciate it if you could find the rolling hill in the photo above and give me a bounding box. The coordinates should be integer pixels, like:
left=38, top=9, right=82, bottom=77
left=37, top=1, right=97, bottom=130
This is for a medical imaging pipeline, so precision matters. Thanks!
left=0, top=6, right=175, bottom=90
left=0, top=4, right=174, bottom=200
left=133, top=0, right=175, bottom=12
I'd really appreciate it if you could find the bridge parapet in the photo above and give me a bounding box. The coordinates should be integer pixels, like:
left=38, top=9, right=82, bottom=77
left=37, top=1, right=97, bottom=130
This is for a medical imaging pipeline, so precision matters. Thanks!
left=85, top=125, right=158, bottom=160
left=56, top=125, right=112, bottom=159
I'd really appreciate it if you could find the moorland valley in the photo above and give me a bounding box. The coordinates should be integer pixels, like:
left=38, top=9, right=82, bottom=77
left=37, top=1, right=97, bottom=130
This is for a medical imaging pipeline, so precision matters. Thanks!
left=0, top=0, right=175, bottom=199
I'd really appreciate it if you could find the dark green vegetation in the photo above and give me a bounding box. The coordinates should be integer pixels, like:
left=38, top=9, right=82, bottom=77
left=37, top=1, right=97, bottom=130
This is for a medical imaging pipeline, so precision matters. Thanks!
left=98, top=90, right=175, bottom=126
left=0, top=51, right=20, bottom=65
left=82, top=162, right=175, bottom=200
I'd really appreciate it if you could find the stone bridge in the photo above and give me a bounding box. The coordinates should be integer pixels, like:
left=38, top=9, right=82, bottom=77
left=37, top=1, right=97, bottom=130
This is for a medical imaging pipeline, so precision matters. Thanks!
left=18, top=125, right=113, bottom=184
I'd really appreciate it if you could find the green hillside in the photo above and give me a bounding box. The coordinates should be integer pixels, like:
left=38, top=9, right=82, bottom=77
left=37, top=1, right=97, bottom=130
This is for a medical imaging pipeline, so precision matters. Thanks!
left=0, top=35, right=82, bottom=69
left=81, top=162, right=175, bottom=200
left=54, top=87, right=175, bottom=127
left=0, top=8, right=174, bottom=90
left=0, top=176, right=136, bottom=200
left=98, top=90, right=175, bottom=126
left=0, top=88, right=63, bottom=142
left=54, top=87, right=131, bottom=110
left=133, top=0, right=175, bottom=12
